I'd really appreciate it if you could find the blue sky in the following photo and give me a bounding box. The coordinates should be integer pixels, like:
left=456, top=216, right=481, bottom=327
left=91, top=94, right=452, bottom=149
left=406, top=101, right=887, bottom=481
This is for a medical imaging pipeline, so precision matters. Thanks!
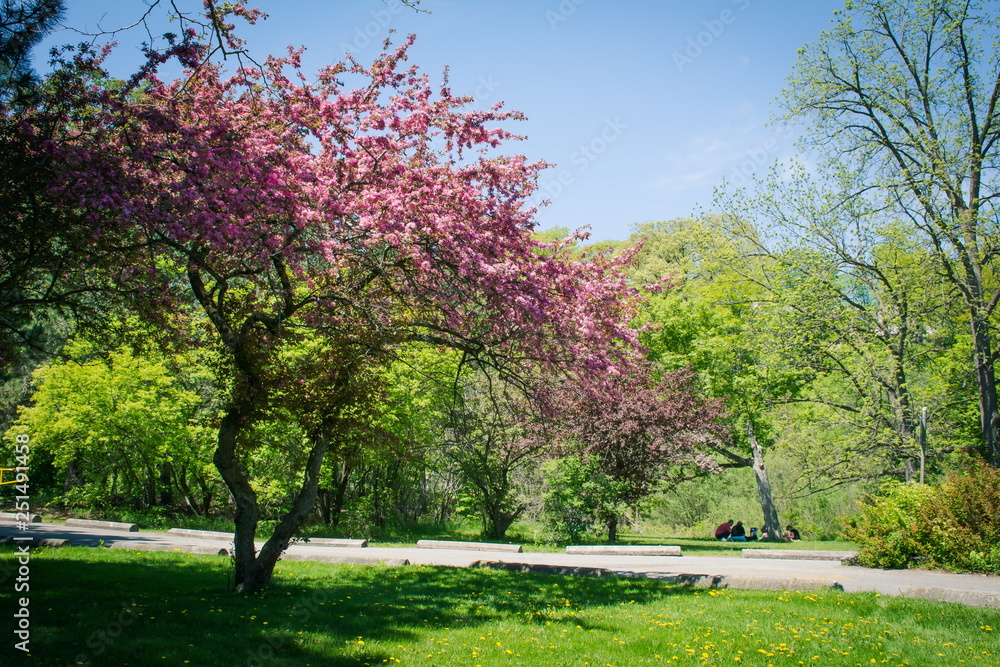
left=41, top=0, right=845, bottom=242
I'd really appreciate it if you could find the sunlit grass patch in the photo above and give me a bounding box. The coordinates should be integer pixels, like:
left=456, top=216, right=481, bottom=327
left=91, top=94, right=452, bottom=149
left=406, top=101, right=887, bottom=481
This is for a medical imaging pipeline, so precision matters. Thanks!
left=0, top=546, right=994, bottom=665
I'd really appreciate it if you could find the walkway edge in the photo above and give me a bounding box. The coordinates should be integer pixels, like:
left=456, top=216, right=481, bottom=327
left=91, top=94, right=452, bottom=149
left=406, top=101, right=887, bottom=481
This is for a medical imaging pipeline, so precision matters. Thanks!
left=904, top=586, right=1000, bottom=609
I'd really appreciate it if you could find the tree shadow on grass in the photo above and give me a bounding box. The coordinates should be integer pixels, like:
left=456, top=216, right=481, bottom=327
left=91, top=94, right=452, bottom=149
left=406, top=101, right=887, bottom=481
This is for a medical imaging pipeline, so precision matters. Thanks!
left=0, top=546, right=706, bottom=665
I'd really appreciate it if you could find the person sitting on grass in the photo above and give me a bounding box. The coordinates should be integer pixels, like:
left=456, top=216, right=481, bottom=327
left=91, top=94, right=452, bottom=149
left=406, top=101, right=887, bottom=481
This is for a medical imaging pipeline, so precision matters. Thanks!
left=715, top=520, right=733, bottom=540
left=729, top=521, right=747, bottom=542
left=785, top=525, right=801, bottom=541
left=747, top=527, right=758, bottom=541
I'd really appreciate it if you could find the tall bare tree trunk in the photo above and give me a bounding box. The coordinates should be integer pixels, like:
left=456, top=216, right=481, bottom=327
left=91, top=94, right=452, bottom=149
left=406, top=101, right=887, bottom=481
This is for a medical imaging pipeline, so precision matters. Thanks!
left=748, top=422, right=782, bottom=541
left=970, top=313, right=1000, bottom=467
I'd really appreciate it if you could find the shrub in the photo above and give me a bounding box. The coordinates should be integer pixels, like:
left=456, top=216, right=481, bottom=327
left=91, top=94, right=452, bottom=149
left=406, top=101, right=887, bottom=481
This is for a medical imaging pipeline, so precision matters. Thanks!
left=843, top=481, right=934, bottom=569
left=846, top=462, right=1000, bottom=573
left=919, top=461, right=1000, bottom=572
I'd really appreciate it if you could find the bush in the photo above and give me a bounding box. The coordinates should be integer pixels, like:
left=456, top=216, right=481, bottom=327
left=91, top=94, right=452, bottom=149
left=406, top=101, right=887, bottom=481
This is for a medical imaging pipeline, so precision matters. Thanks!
left=918, top=461, right=1000, bottom=572
left=843, top=481, right=934, bottom=569
left=846, top=461, right=1000, bottom=573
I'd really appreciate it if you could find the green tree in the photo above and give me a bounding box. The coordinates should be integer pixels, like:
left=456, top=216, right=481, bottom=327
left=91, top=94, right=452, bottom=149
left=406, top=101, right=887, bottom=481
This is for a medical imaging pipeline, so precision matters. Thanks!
left=0, top=0, right=78, bottom=414
left=442, top=369, right=546, bottom=540
left=316, top=346, right=460, bottom=533
left=782, top=0, right=1000, bottom=465
left=632, top=217, right=807, bottom=540
left=541, top=454, right=628, bottom=544
left=717, top=164, right=967, bottom=486
left=5, top=343, right=219, bottom=512
left=0, top=0, right=64, bottom=102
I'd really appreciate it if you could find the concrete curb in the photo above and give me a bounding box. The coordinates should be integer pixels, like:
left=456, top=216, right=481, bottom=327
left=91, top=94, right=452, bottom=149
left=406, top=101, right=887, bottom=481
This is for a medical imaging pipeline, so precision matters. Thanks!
left=418, top=539, right=522, bottom=553
left=279, top=553, right=408, bottom=567
left=472, top=561, right=844, bottom=592
left=167, top=528, right=233, bottom=541
left=66, top=518, right=138, bottom=532
left=295, top=537, right=368, bottom=548
left=742, top=549, right=857, bottom=561
left=109, top=542, right=228, bottom=556
left=904, top=586, right=1000, bottom=609
left=1, top=536, right=71, bottom=547
left=0, top=512, right=42, bottom=523
left=473, top=560, right=616, bottom=577
left=166, top=529, right=368, bottom=548
left=567, top=545, right=681, bottom=556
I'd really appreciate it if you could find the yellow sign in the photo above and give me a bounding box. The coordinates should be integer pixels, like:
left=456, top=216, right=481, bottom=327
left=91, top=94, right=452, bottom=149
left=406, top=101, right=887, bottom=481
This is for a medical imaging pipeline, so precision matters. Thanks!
left=0, top=468, right=21, bottom=485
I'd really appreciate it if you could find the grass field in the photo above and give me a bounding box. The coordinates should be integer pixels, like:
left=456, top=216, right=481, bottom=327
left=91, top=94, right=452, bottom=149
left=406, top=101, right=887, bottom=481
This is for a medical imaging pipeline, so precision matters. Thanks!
left=1, top=546, right=996, bottom=666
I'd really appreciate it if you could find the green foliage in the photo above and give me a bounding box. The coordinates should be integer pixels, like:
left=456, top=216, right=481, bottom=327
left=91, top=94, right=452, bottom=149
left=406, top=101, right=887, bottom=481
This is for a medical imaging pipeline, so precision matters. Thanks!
left=540, top=455, right=628, bottom=543
left=780, top=0, right=1000, bottom=465
left=648, top=468, right=772, bottom=539
left=0, top=0, right=65, bottom=102
left=846, top=462, right=1000, bottom=572
left=718, top=164, right=976, bottom=481
left=2, top=342, right=220, bottom=513
left=243, top=418, right=310, bottom=520
left=441, top=369, right=543, bottom=540
left=919, top=462, right=1000, bottom=572
left=844, top=481, right=934, bottom=569
left=632, top=217, right=810, bottom=452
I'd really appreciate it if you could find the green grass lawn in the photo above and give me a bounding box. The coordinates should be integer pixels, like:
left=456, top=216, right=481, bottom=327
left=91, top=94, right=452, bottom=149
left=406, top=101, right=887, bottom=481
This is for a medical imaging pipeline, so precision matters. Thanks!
left=1, top=546, right=996, bottom=666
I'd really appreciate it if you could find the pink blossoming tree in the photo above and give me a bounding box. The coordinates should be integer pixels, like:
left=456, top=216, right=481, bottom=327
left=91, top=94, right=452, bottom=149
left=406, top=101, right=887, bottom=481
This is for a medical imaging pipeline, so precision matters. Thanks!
left=33, top=28, right=651, bottom=590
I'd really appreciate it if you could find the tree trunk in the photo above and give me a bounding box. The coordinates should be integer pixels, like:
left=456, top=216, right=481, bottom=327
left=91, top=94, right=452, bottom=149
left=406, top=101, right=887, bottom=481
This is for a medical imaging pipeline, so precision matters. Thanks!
left=216, top=417, right=334, bottom=593
left=177, top=468, right=202, bottom=517
left=196, top=476, right=213, bottom=516
left=240, top=428, right=332, bottom=592
left=318, top=461, right=352, bottom=528
left=484, top=501, right=524, bottom=540
left=213, top=409, right=260, bottom=592
left=970, top=312, right=1000, bottom=467
left=606, top=514, right=618, bottom=543
left=748, top=422, right=782, bottom=541
left=158, top=462, right=173, bottom=506
left=890, top=354, right=919, bottom=479
left=64, top=456, right=81, bottom=492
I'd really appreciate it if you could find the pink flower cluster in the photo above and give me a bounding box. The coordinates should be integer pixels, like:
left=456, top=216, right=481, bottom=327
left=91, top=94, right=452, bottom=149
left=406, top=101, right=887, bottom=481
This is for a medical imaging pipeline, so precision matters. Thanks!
left=34, top=35, right=647, bottom=393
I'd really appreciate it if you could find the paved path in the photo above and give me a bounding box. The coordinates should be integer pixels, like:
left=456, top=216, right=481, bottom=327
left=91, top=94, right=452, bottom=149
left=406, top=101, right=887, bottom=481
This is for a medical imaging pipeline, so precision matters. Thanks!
left=4, top=521, right=1000, bottom=609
